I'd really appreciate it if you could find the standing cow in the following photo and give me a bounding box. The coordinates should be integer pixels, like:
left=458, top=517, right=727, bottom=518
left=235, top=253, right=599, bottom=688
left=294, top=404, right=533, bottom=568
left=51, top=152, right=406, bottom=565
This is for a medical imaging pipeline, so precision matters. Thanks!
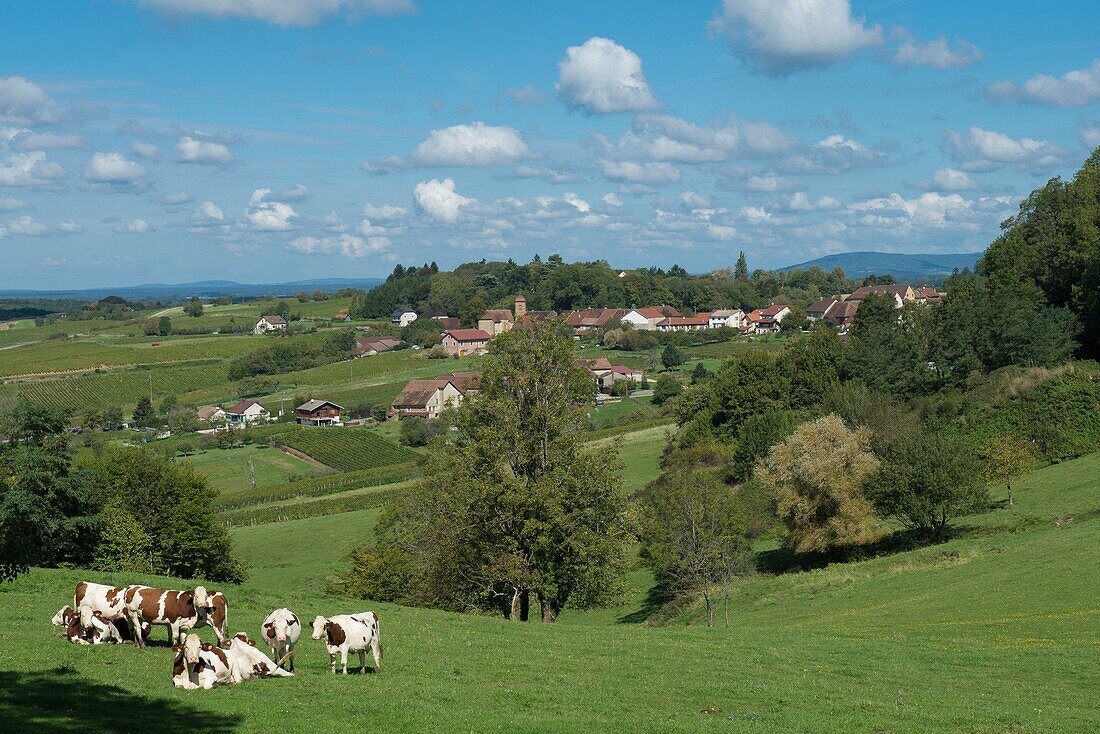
left=73, top=581, right=128, bottom=627
left=124, top=584, right=227, bottom=648
left=260, top=608, right=301, bottom=671
left=310, top=612, right=382, bottom=675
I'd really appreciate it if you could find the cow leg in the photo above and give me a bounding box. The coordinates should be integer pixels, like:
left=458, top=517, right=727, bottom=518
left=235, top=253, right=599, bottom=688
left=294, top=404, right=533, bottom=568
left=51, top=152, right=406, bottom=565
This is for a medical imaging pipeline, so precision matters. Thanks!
left=128, top=612, right=146, bottom=648
left=341, top=647, right=349, bottom=675
left=329, top=652, right=337, bottom=675
left=358, top=650, right=366, bottom=675
left=371, top=634, right=382, bottom=673
left=287, top=643, right=294, bottom=672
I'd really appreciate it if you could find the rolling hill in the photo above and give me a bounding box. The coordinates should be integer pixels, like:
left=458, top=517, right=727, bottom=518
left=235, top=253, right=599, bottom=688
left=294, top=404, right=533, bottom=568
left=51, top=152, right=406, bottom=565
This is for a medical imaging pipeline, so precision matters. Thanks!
left=779, top=251, right=982, bottom=280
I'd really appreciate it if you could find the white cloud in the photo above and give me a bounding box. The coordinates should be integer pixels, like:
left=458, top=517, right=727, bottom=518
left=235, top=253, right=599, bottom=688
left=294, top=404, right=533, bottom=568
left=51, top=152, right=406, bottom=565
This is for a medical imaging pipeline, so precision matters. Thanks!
left=128, top=0, right=415, bottom=26
left=710, top=0, right=883, bottom=74
left=507, top=84, right=546, bottom=106
left=986, top=59, right=1100, bottom=107
left=563, top=192, right=590, bottom=212
left=892, top=36, right=983, bottom=69
left=361, top=155, right=405, bottom=175
left=679, top=191, right=712, bottom=209
left=512, top=164, right=583, bottom=183
left=556, top=37, right=660, bottom=114
left=114, top=218, right=153, bottom=234
left=277, top=183, right=312, bottom=201
left=786, top=192, right=841, bottom=211
left=195, top=201, right=225, bottom=221
left=601, top=160, right=681, bottom=185
left=0, top=196, right=30, bottom=211
left=602, top=193, right=623, bottom=207
left=413, top=178, right=474, bottom=222
left=941, top=127, right=1067, bottom=172
left=163, top=191, right=191, bottom=205
left=361, top=202, right=408, bottom=221
left=5, top=215, right=48, bottom=236
left=780, top=134, right=893, bottom=174
left=409, top=122, right=533, bottom=167
left=246, top=188, right=298, bottom=230
left=57, top=219, right=82, bottom=234
left=85, top=152, right=146, bottom=183
left=0, top=151, right=66, bottom=189
left=932, top=167, right=976, bottom=191
left=850, top=192, right=972, bottom=228
left=1081, top=125, right=1100, bottom=149
left=597, top=114, right=798, bottom=165
left=288, top=233, right=390, bottom=258
left=0, top=76, right=56, bottom=125
left=11, top=131, right=85, bottom=150
left=176, top=136, right=234, bottom=164
left=743, top=173, right=795, bottom=192
left=131, top=142, right=159, bottom=159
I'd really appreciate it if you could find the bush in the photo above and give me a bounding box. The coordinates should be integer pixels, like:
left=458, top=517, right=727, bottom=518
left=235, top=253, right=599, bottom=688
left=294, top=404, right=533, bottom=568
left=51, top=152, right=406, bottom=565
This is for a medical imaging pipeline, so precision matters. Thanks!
left=399, top=417, right=440, bottom=447
left=93, top=505, right=153, bottom=574
left=652, top=374, right=682, bottom=406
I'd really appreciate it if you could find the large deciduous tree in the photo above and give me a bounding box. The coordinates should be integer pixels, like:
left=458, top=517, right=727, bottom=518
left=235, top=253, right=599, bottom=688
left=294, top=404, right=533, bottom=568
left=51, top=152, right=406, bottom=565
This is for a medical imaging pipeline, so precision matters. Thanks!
left=340, top=320, right=629, bottom=622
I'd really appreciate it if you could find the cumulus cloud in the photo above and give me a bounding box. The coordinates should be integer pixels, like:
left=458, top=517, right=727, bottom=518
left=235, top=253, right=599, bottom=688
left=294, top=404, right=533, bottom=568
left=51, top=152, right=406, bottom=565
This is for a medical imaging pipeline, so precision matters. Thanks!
left=941, top=127, right=1067, bottom=172
left=985, top=59, right=1100, bottom=107
left=361, top=202, right=409, bottom=221
left=891, top=35, right=983, bottom=69
left=277, top=183, right=312, bottom=201
left=710, top=0, right=883, bottom=74
left=602, top=193, right=623, bottom=207
left=512, top=164, right=583, bottom=184
left=361, top=155, right=406, bottom=175
left=850, top=192, right=972, bottom=228
left=176, top=136, right=234, bottom=164
left=780, top=134, right=893, bottom=174
left=246, top=188, right=298, bottom=230
left=11, top=131, right=85, bottom=150
left=5, top=215, right=48, bottom=236
left=1080, top=125, right=1100, bottom=149
left=0, top=76, right=56, bottom=125
left=163, top=191, right=192, bottom=205
left=557, top=37, right=660, bottom=114
left=409, top=122, right=533, bottom=167
left=57, top=219, right=82, bottom=234
left=679, top=191, right=712, bottom=209
left=596, top=114, right=798, bottom=165
left=85, top=152, right=147, bottom=185
left=131, top=142, right=159, bottom=159
left=0, top=196, right=30, bottom=211
left=114, top=218, right=153, bottom=234
left=931, top=167, right=976, bottom=191
left=0, top=151, right=66, bottom=189
left=413, top=178, right=474, bottom=222
left=562, top=192, right=590, bottom=212
left=507, top=84, right=546, bottom=106
left=288, top=233, right=390, bottom=257
left=195, top=201, right=225, bottom=221
left=785, top=192, right=841, bottom=211
left=601, top=160, right=681, bottom=185
left=128, top=0, right=415, bottom=26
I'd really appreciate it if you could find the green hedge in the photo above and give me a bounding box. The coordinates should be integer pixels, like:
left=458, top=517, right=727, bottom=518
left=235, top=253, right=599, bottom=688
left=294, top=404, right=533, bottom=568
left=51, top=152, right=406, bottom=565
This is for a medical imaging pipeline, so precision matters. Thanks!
left=215, top=461, right=420, bottom=510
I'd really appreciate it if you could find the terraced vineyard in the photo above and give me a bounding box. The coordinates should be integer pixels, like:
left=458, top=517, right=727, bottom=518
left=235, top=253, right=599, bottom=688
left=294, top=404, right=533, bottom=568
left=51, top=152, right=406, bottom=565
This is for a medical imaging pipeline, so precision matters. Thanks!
left=259, top=424, right=419, bottom=472
left=14, top=362, right=231, bottom=413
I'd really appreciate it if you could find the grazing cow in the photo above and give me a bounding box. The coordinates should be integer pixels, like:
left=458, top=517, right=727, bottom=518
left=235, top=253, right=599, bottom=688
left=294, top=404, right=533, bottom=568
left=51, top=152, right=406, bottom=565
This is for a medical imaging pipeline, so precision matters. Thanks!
left=124, top=584, right=227, bottom=648
left=260, top=608, right=301, bottom=671
left=310, top=613, right=382, bottom=675
left=227, top=633, right=293, bottom=682
left=172, top=633, right=234, bottom=690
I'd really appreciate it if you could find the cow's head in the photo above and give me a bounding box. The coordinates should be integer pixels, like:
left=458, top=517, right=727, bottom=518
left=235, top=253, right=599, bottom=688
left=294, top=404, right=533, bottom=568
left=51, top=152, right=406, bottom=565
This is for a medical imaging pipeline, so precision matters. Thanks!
left=270, top=611, right=293, bottom=643
left=192, top=586, right=216, bottom=619
left=52, top=606, right=74, bottom=626
left=310, top=615, right=328, bottom=641
left=183, top=633, right=203, bottom=665
left=233, top=632, right=257, bottom=647
left=78, top=606, right=95, bottom=630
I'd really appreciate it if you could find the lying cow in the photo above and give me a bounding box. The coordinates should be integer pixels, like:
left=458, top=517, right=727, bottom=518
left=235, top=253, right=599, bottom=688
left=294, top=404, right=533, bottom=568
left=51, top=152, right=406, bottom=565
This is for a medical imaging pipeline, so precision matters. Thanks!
left=125, top=584, right=227, bottom=648
left=172, top=633, right=291, bottom=689
left=52, top=605, right=89, bottom=645
left=260, top=608, right=301, bottom=671
left=310, top=612, right=382, bottom=675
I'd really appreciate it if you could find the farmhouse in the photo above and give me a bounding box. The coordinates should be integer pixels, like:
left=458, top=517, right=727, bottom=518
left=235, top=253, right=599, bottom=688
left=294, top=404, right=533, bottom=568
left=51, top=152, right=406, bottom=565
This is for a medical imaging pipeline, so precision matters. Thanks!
left=442, top=328, right=491, bottom=357
left=389, top=378, right=463, bottom=420
left=478, top=309, right=514, bottom=336
left=254, top=315, right=287, bottom=334
left=707, top=309, right=744, bottom=329
left=196, top=406, right=225, bottom=422
left=621, top=306, right=681, bottom=331
left=916, top=286, right=943, bottom=304
left=391, top=307, right=418, bottom=327
left=296, top=399, right=343, bottom=427
left=225, top=399, right=269, bottom=426
left=579, top=358, right=642, bottom=392
left=656, top=313, right=712, bottom=332
left=747, top=304, right=791, bottom=332
left=332, top=311, right=351, bottom=322
left=848, top=284, right=912, bottom=307
left=354, top=336, right=403, bottom=356
left=565, top=308, right=629, bottom=334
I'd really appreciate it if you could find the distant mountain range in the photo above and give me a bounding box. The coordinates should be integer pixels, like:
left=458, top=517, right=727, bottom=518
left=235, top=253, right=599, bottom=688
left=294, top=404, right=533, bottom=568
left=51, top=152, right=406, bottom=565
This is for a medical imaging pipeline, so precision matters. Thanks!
left=779, top=251, right=982, bottom=280
left=0, top=277, right=386, bottom=302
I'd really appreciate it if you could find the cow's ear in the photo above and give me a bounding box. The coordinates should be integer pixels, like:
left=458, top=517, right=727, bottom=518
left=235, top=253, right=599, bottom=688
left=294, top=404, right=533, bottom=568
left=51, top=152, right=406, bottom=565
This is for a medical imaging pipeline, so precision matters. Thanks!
left=289, top=615, right=298, bottom=626
left=172, top=644, right=182, bottom=652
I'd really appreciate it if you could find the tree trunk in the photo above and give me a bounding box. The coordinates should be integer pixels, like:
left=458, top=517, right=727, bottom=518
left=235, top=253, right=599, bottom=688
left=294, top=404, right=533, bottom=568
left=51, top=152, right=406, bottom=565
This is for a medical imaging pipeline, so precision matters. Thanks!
left=519, top=590, right=530, bottom=622
left=1007, top=484, right=1013, bottom=506
left=509, top=589, right=521, bottom=622
left=539, top=598, right=557, bottom=623
left=703, top=591, right=713, bottom=627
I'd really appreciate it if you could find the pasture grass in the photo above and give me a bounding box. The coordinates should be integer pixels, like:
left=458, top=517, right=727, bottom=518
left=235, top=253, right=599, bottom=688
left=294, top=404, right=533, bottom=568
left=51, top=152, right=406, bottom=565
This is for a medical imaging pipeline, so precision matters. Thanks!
left=181, top=444, right=328, bottom=494
left=0, top=454, right=1096, bottom=733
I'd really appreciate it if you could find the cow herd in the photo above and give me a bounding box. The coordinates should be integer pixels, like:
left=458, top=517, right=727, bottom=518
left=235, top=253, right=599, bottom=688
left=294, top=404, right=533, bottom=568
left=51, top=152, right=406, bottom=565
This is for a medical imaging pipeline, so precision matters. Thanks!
left=52, top=580, right=383, bottom=690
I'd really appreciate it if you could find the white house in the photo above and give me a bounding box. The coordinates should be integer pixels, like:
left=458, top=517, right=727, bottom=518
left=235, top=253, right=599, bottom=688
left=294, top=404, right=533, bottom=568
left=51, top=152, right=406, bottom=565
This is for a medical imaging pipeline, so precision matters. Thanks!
left=391, top=307, right=418, bottom=327
left=254, top=315, right=287, bottom=334
left=620, top=306, right=681, bottom=331
left=224, top=399, right=269, bottom=426
left=708, top=309, right=745, bottom=329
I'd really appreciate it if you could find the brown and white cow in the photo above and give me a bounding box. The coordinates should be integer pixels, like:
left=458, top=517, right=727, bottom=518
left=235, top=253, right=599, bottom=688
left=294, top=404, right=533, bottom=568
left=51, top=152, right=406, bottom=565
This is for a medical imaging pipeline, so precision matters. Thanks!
left=260, top=608, right=301, bottom=671
left=124, top=584, right=227, bottom=648
left=172, top=633, right=234, bottom=690
left=52, top=605, right=89, bottom=645
left=227, top=632, right=294, bottom=682
left=310, top=612, right=382, bottom=675
left=73, top=581, right=128, bottom=628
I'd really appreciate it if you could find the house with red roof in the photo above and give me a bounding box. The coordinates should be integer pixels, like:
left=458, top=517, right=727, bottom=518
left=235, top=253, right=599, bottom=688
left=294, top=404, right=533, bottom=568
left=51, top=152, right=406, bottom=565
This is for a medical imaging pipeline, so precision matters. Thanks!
left=441, top=328, right=492, bottom=356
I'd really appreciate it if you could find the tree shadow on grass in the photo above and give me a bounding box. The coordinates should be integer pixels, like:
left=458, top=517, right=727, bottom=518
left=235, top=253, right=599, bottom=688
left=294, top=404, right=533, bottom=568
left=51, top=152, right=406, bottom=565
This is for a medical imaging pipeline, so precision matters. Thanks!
left=755, top=527, right=934, bottom=575
left=0, top=665, right=242, bottom=734
left=616, top=582, right=673, bottom=624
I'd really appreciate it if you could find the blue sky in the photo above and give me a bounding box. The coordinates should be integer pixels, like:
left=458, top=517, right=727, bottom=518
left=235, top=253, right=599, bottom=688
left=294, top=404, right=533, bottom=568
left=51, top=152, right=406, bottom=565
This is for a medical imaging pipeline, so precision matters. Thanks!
left=1, top=0, right=1098, bottom=289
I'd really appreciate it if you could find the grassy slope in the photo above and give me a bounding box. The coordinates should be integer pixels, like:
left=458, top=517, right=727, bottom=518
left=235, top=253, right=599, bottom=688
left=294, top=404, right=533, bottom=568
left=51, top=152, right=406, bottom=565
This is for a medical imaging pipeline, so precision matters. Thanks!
left=181, top=444, right=328, bottom=494
left=0, top=455, right=1097, bottom=732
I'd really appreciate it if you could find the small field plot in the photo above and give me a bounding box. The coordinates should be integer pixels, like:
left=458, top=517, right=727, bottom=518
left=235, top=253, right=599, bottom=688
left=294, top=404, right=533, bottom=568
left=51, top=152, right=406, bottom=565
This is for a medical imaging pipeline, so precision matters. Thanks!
left=270, top=425, right=419, bottom=472
left=181, top=443, right=329, bottom=494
